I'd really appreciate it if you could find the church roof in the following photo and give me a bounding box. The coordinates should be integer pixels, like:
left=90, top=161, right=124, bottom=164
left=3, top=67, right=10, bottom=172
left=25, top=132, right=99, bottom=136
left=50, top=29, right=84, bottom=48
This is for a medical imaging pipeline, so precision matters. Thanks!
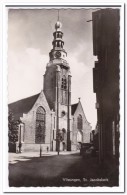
left=8, top=93, right=40, bottom=121
left=71, top=103, right=78, bottom=115
left=9, top=95, right=80, bottom=120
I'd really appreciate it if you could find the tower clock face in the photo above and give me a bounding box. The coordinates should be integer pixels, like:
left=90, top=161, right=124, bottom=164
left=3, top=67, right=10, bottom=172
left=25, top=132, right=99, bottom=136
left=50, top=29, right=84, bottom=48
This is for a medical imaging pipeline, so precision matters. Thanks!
left=55, top=51, right=61, bottom=58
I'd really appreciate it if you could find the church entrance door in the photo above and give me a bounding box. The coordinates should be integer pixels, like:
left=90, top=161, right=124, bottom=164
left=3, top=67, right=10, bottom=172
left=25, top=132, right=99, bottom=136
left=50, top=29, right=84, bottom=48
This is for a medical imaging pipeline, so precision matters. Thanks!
left=77, top=131, right=82, bottom=150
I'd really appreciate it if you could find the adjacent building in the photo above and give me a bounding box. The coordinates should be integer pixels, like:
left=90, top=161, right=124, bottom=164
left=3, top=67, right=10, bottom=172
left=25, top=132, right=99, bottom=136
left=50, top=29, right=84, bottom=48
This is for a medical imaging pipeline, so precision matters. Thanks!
left=92, top=9, right=120, bottom=163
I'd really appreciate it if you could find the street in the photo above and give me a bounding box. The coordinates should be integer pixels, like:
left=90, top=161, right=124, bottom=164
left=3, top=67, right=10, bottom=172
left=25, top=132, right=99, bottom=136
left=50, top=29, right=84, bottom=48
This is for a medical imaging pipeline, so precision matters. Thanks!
left=9, top=151, right=118, bottom=187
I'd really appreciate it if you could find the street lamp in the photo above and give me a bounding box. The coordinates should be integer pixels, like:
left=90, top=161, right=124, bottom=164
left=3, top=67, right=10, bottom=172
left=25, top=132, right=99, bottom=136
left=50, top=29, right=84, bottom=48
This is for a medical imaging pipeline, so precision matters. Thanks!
left=50, top=110, right=53, bottom=151
left=18, top=121, right=24, bottom=153
left=18, top=124, right=22, bottom=153
left=40, top=144, right=42, bottom=157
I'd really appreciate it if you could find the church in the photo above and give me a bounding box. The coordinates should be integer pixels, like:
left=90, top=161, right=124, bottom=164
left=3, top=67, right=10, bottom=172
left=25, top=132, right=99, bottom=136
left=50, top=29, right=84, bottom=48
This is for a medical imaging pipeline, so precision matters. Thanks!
left=8, top=19, right=92, bottom=152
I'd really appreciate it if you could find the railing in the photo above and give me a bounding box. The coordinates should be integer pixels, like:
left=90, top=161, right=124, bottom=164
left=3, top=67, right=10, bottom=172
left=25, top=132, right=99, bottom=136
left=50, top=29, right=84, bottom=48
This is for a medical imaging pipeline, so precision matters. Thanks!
left=47, top=59, right=69, bottom=67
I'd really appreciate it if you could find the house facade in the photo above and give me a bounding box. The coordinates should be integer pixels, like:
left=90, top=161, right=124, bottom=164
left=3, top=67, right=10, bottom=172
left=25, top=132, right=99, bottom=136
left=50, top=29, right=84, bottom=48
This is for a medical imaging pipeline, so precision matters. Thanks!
left=92, top=9, right=120, bottom=162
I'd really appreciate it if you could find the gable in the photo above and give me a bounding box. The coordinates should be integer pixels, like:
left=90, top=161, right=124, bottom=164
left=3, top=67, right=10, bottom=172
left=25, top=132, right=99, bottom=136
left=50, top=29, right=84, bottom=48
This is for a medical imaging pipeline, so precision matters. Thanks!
left=8, top=93, right=40, bottom=121
left=73, top=101, right=90, bottom=125
left=31, top=90, right=51, bottom=114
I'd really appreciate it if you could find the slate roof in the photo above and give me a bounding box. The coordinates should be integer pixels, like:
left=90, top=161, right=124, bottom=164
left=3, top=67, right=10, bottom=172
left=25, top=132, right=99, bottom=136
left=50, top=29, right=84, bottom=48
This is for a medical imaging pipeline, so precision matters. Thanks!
left=8, top=93, right=40, bottom=121
left=8, top=92, right=78, bottom=121
left=71, top=103, right=78, bottom=115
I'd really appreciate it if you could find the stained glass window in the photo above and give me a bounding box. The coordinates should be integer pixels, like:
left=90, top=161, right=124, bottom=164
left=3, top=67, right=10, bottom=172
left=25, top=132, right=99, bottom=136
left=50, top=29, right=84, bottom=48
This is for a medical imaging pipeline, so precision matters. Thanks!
left=35, top=107, right=46, bottom=143
left=77, top=114, right=83, bottom=130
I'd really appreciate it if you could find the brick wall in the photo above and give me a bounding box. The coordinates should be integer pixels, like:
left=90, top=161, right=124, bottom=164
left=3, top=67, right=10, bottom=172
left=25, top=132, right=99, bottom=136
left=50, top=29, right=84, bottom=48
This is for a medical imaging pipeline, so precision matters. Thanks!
left=71, top=101, right=92, bottom=146
left=20, top=91, right=53, bottom=151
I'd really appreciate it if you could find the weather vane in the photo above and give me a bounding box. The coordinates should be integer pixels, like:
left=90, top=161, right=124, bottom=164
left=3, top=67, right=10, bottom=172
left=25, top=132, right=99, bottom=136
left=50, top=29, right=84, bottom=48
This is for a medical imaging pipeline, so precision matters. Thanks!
left=58, top=9, right=60, bottom=21
left=78, top=97, right=81, bottom=101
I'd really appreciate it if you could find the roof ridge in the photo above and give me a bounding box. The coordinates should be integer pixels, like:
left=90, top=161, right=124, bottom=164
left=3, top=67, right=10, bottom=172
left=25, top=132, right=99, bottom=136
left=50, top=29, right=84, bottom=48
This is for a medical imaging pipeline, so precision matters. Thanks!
left=71, top=102, right=78, bottom=115
left=9, top=93, right=40, bottom=105
left=71, top=103, right=78, bottom=106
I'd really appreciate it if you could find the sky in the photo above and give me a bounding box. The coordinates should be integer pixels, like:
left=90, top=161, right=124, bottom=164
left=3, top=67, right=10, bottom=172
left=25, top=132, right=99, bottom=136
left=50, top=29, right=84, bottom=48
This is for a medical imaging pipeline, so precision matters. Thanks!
left=8, top=8, right=97, bottom=129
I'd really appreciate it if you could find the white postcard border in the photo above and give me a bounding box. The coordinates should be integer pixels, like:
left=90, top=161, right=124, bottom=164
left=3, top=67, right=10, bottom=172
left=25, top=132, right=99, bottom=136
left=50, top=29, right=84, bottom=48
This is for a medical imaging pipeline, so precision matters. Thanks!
left=1, top=0, right=125, bottom=193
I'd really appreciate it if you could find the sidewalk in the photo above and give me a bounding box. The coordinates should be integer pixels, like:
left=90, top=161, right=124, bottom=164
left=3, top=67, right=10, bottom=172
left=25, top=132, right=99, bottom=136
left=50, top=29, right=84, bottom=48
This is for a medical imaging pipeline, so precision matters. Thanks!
left=9, top=150, right=80, bottom=164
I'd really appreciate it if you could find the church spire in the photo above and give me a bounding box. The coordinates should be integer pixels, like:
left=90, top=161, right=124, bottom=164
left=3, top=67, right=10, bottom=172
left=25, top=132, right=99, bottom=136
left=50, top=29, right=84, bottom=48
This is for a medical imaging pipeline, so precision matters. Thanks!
left=54, top=18, right=63, bottom=49
left=48, top=12, right=68, bottom=66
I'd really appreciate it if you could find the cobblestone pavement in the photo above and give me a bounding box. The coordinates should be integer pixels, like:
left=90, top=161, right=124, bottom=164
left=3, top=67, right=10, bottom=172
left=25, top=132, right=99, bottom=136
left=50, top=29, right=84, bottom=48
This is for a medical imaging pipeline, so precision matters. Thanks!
left=9, top=151, right=118, bottom=187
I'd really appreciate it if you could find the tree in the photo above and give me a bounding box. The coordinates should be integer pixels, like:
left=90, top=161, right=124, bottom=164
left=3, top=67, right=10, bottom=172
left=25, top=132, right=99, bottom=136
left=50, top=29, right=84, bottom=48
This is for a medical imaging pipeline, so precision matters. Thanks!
left=8, top=110, right=20, bottom=143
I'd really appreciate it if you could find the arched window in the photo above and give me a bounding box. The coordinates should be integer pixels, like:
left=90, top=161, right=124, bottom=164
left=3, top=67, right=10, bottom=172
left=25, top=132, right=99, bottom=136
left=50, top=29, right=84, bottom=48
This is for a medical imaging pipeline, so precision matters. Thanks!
left=35, top=107, right=46, bottom=143
left=62, top=128, right=66, bottom=140
left=61, top=76, right=67, bottom=90
left=77, top=131, right=82, bottom=142
left=77, top=114, right=83, bottom=130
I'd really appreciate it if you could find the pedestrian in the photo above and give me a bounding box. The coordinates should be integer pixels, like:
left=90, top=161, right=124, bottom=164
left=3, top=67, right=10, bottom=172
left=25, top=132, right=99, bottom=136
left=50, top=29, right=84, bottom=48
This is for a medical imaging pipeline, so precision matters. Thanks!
left=18, top=142, right=22, bottom=153
left=47, top=146, right=49, bottom=152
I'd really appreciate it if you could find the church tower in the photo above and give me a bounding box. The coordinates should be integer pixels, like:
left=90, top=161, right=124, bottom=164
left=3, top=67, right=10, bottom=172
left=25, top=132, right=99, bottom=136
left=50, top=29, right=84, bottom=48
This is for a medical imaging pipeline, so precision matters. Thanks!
left=43, top=19, right=71, bottom=151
